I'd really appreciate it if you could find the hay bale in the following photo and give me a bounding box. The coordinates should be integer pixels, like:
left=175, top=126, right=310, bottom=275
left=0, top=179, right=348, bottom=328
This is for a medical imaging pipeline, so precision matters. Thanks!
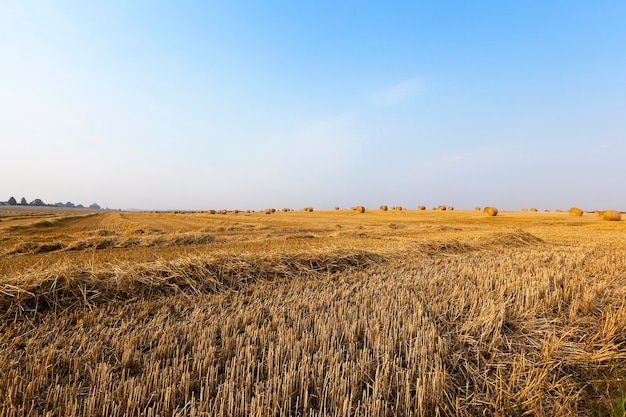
left=544, top=209, right=550, bottom=212
left=555, top=209, right=563, bottom=213
left=264, top=208, right=275, bottom=215
left=395, top=206, right=403, bottom=212
left=353, top=206, right=365, bottom=213
left=598, top=210, right=621, bottom=221
left=568, top=207, right=583, bottom=217
left=530, top=208, right=538, bottom=212
left=475, top=207, right=481, bottom=211
left=207, top=210, right=216, bottom=214
left=484, top=206, right=498, bottom=217
left=379, top=205, right=388, bottom=211
left=437, top=205, right=446, bottom=211
left=447, top=206, right=454, bottom=211
left=418, top=205, right=426, bottom=211
left=334, top=206, right=340, bottom=210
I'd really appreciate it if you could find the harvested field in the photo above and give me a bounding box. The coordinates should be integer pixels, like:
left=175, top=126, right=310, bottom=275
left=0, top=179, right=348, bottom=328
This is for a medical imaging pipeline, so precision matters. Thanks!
left=1, top=208, right=625, bottom=416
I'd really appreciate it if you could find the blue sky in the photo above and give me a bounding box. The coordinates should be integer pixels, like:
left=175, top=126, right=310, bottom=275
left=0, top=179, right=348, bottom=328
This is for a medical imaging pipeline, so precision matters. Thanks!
left=2, top=1, right=625, bottom=210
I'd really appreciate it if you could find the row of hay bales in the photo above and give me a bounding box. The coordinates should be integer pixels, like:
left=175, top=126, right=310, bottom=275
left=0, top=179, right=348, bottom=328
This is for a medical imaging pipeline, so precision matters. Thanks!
left=379, top=205, right=459, bottom=212
left=207, top=209, right=251, bottom=215
left=205, top=206, right=620, bottom=221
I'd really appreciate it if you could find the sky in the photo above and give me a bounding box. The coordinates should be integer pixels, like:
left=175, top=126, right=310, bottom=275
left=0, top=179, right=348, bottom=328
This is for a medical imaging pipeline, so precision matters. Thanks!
left=2, top=1, right=625, bottom=211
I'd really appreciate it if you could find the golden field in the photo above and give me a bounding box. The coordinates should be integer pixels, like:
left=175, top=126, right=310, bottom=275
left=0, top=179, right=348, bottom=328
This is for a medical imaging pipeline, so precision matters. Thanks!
left=0, top=207, right=625, bottom=416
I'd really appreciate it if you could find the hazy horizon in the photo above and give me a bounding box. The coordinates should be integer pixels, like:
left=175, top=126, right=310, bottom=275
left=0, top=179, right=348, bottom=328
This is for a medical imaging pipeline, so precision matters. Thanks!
left=2, top=2, right=625, bottom=211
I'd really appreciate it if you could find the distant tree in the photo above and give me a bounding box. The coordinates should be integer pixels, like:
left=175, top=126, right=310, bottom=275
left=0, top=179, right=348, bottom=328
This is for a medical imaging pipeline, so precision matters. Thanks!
left=20, top=197, right=27, bottom=205
left=65, top=201, right=75, bottom=208
left=89, top=203, right=101, bottom=210
left=76, top=204, right=85, bottom=208
left=8, top=196, right=17, bottom=206
left=30, top=198, right=45, bottom=206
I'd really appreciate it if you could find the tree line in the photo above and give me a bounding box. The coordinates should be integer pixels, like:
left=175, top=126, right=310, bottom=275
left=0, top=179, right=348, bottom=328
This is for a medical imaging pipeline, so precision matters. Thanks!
left=1, top=197, right=100, bottom=210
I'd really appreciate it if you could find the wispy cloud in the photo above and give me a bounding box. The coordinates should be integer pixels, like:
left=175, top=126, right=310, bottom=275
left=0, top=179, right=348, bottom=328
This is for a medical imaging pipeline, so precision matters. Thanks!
left=369, top=79, right=424, bottom=107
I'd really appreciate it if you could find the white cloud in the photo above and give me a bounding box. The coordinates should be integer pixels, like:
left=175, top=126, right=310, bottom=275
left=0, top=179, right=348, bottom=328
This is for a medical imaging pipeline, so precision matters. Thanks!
left=369, top=79, right=424, bottom=107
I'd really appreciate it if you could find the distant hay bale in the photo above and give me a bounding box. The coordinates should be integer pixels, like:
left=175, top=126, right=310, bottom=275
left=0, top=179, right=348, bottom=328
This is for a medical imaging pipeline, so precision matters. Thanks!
left=447, top=206, right=454, bottom=211
left=530, top=208, right=538, bottom=212
left=334, top=206, right=340, bottom=210
left=568, top=207, right=583, bottom=217
left=521, top=208, right=528, bottom=212
left=598, top=210, right=621, bottom=221
left=418, top=205, right=426, bottom=211
left=207, top=210, right=216, bottom=214
left=475, top=207, right=481, bottom=211
left=555, top=209, right=563, bottom=213
left=593, top=210, right=600, bottom=214
left=264, top=208, right=275, bottom=215
left=379, top=205, right=388, bottom=211
left=544, top=209, right=550, bottom=212
left=484, top=206, right=498, bottom=217
left=352, top=205, right=365, bottom=213
left=437, top=205, right=446, bottom=211
left=282, top=208, right=290, bottom=212
left=395, top=206, right=403, bottom=212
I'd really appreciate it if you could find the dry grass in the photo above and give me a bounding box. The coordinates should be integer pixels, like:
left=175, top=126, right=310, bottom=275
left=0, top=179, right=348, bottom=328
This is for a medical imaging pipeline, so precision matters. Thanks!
left=1, top=208, right=625, bottom=416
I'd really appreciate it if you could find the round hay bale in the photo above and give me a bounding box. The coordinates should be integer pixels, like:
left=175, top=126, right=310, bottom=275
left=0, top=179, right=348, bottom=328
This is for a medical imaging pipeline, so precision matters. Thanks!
left=334, top=206, right=340, bottom=210
left=264, top=208, right=274, bottom=215
left=544, top=209, right=550, bottom=213
left=437, top=205, right=446, bottom=211
left=484, top=206, right=498, bottom=217
left=598, top=210, right=621, bottom=221
left=521, top=208, right=528, bottom=212
left=354, top=205, right=365, bottom=213
left=418, top=205, right=426, bottom=211
left=568, top=207, right=583, bottom=217
left=475, top=207, right=481, bottom=211
left=395, top=206, right=403, bottom=212
left=380, top=205, right=388, bottom=211
left=447, top=206, right=454, bottom=211
left=555, top=209, right=563, bottom=213
left=207, top=210, right=216, bottom=214
left=530, top=208, right=538, bottom=212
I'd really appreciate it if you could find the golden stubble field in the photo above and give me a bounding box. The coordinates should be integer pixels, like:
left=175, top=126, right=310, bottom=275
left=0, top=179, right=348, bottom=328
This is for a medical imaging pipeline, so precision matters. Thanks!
left=0, top=207, right=625, bottom=416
